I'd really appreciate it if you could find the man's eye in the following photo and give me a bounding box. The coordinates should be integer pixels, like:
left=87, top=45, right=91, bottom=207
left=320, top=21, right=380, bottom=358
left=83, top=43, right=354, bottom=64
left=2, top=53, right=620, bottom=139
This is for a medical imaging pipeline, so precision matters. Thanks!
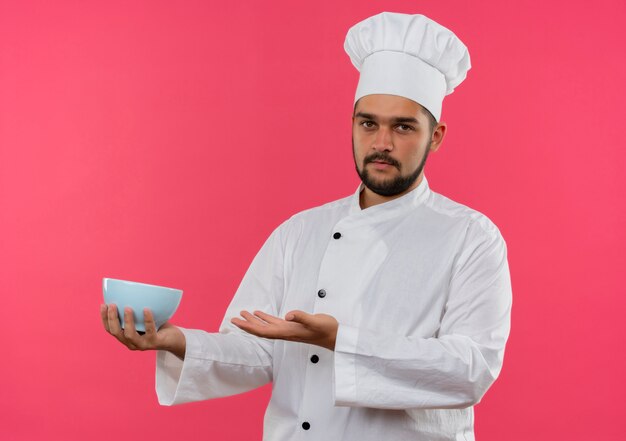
left=361, top=121, right=376, bottom=129
left=396, top=124, right=414, bottom=132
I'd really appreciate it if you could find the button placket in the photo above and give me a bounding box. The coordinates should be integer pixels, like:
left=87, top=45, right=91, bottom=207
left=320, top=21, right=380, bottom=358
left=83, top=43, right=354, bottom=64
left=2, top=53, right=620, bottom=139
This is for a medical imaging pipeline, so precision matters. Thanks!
left=298, top=221, right=363, bottom=438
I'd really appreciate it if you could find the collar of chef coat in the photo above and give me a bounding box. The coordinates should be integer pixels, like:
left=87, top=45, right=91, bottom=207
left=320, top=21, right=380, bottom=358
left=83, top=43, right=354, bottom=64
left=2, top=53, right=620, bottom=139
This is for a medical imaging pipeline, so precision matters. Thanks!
left=347, top=176, right=431, bottom=223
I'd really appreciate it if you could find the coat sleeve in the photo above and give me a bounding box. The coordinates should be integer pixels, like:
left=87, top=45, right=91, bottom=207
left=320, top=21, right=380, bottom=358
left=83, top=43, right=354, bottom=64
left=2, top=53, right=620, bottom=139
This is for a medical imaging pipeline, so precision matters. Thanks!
left=155, top=223, right=288, bottom=405
left=333, top=218, right=512, bottom=409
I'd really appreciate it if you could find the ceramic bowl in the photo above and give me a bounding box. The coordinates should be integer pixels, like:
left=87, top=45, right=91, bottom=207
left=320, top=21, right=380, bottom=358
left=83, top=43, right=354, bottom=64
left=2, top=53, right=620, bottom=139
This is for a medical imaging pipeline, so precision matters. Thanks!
left=102, top=278, right=183, bottom=332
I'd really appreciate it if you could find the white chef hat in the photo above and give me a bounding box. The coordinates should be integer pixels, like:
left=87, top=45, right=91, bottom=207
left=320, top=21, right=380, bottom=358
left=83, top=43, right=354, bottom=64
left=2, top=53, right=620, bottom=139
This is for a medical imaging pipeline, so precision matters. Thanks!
left=344, top=12, right=471, bottom=121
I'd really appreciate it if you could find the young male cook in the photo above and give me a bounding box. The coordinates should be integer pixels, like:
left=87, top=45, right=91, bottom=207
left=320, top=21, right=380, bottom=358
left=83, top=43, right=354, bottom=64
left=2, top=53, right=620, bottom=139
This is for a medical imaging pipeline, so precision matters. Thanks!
left=102, top=12, right=512, bottom=440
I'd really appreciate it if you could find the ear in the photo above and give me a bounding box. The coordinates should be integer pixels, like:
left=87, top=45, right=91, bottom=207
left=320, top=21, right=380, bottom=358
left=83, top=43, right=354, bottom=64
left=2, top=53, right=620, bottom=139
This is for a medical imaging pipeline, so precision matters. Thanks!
left=429, top=122, right=447, bottom=152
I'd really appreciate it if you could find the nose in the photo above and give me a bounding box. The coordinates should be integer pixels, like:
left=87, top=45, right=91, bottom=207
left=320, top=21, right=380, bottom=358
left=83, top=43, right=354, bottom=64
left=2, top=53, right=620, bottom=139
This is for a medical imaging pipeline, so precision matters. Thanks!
left=372, top=127, right=393, bottom=151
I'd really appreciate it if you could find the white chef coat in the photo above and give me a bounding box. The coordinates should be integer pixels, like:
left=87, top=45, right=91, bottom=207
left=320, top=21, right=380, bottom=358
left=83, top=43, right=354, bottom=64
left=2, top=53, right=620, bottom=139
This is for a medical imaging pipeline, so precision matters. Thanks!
left=156, top=177, right=512, bottom=441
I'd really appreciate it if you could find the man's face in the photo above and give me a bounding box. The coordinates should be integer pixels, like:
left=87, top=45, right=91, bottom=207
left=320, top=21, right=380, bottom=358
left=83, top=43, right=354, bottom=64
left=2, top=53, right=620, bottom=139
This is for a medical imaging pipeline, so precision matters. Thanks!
left=352, top=94, right=438, bottom=197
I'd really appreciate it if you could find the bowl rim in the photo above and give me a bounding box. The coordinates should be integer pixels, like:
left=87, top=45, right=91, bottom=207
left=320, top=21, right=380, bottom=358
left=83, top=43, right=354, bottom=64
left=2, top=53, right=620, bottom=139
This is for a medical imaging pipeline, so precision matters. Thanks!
left=103, top=277, right=182, bottom=293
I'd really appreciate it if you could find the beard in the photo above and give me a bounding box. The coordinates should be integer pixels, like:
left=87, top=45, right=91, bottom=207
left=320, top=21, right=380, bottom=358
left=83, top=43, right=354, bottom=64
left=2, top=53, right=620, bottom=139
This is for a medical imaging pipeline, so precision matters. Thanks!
left=353, top=140, right=431, bottom=197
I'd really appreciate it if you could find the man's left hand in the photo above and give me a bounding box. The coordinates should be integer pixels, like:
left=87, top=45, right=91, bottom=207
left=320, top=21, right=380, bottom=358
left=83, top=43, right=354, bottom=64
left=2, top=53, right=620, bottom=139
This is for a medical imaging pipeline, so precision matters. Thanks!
left=231, top=310, right=338, bottom=351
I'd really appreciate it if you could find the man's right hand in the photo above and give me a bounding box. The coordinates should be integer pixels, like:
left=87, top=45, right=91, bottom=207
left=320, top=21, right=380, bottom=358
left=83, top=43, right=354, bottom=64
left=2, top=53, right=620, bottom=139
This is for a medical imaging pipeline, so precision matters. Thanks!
left=100, top=304, right=186, bottom=360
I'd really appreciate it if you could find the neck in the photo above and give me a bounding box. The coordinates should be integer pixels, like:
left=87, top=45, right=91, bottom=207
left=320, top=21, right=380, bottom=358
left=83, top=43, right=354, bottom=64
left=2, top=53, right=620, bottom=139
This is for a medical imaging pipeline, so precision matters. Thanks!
left=359, top=173, right=424, bottom=209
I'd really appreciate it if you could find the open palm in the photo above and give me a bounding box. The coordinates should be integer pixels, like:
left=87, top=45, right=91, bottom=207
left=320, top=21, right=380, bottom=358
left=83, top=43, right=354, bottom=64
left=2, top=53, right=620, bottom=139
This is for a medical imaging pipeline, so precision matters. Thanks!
left=231, top=310, right=338, bottom=351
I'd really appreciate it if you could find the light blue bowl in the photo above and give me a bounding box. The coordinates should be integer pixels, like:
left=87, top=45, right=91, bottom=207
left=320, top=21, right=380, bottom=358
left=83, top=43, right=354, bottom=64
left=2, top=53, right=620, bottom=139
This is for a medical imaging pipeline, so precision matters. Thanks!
left=102, top=278, right=183, bottom=332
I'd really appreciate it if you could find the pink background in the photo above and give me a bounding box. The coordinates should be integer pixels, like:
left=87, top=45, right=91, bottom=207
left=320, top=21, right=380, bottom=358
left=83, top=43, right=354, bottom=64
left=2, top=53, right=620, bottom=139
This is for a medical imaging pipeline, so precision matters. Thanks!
left=1, top=0, right=624, bottom=439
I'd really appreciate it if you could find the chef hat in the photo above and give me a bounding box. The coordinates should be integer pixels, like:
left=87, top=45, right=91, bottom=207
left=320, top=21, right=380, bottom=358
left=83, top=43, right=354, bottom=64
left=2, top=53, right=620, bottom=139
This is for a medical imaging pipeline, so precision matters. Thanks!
left=344, top=12, right=471, bottom=121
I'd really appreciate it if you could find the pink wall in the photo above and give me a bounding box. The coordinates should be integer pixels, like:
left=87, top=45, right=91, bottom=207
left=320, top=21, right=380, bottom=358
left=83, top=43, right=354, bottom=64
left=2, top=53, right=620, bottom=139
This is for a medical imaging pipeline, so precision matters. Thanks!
left=1, top=0, right=624, bottom=439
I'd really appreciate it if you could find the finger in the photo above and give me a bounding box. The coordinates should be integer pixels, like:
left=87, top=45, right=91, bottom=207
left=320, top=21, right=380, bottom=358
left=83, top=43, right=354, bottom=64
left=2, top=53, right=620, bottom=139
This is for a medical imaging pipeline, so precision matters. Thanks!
left=143, top=308, right=157, bottom=337
left=240, top=310, right=269, bottom=326
left=123, top=307, right=140, bottom=340
left=107, top=304, right=123, bottom=335
left=231, top=317, right=262, bottom=336
left=285, top=310, right=311, bottom=324
left=232, top=313, right=281, bottom=338
left=100, top=304, right=110, bottom=332
left=231, top=317, right=248, bottom=329
left=253, top=310, right=283, bottom=325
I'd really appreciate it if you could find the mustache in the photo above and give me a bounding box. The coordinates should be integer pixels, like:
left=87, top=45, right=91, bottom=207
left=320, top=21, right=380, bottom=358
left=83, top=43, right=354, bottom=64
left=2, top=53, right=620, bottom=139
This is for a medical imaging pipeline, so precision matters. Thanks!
left=363, top=152, right=401, bottom=169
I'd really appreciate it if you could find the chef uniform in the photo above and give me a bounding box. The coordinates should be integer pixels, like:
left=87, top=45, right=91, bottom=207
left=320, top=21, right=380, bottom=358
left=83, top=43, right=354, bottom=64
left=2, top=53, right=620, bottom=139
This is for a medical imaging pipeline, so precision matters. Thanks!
left=156, top=12, right=512, bottom=441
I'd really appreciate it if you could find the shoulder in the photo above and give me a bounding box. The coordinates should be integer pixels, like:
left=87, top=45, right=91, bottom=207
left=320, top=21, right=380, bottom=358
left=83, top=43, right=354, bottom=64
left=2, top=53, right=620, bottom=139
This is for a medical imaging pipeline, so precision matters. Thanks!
left=420, top=190, right=510, bottom=283
left=423, top=189, right=505, bottom=243
left=284, top=193, right=353, bottom=227
left=270, top=192, right=354, bottom=243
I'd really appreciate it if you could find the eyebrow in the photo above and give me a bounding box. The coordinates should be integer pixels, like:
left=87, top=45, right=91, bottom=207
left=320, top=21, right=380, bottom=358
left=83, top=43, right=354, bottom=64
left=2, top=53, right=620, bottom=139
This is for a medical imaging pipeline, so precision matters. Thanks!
left=354, top=112, right=420, bottom=124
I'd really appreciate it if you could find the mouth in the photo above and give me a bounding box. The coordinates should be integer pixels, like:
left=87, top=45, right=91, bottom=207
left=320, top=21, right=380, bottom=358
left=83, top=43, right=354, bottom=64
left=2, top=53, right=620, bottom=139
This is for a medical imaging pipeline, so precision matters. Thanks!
left=365, top=156, right=400, bottom=171
left=370, top=161, right=395, bottom=171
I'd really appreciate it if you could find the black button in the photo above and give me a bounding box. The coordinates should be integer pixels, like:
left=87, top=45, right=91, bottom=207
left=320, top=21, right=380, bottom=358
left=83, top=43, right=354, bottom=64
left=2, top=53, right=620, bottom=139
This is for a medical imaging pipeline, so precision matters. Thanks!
left=317, top=289, right=326, bottom=298
left=333, top=232, right=342, bottom=239
left=310, top=355, right=319, bottom=363
left=302, top=422, right=311, bottom=430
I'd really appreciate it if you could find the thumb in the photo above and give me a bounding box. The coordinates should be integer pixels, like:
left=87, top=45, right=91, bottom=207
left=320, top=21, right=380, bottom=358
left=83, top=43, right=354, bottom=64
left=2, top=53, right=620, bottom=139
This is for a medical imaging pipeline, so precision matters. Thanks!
left=285, top=310, right=311, bottom=324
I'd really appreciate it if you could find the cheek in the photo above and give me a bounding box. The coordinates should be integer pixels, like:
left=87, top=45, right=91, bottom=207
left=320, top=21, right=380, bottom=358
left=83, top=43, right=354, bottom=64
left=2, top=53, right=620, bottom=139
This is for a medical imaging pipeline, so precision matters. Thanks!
left=352, top=135, right=369, bottom=158
left=352, top=130, right=366, bottom=144
left=352, top=147, right=365, bottom=167
left=398, top=141, right=427, bottom=165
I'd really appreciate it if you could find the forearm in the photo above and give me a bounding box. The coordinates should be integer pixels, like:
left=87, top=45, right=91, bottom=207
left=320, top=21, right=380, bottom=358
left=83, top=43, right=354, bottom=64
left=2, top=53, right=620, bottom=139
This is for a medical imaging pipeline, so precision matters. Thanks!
left=333, top=324, right=507, bottom=409
left=156, top=327, right=273, bottom=406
